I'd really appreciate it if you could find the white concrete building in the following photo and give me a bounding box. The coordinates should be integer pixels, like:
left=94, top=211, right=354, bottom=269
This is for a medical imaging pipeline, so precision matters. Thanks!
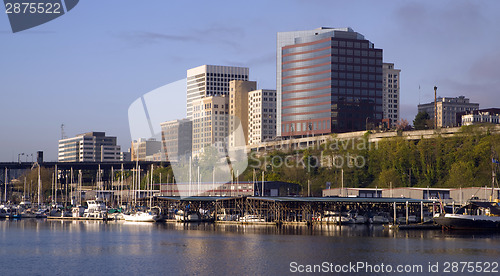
left=462, top=111, right=500, bottom=126
left=186, top=65, right=249, bottom=120
left=191, top=95, right=229, bottom=156
left=382, top=63, right=401, bottom=126
left=58, top=132, right=121, bottom=162
left=248, top=89, right=277, bottom=145
left=418, top=96, right=479, bottom=127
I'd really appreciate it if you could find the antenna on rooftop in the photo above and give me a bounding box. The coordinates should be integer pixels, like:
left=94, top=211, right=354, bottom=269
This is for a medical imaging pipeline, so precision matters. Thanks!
left=61, top=124, right=67, bottom=139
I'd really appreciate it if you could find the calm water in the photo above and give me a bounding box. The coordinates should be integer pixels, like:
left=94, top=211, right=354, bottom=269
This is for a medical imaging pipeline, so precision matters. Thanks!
left=1, top=219, right=500, bottom=275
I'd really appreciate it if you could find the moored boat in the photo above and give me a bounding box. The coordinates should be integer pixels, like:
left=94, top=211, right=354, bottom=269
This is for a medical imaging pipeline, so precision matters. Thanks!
left=434, top=201, right=500, bottom=230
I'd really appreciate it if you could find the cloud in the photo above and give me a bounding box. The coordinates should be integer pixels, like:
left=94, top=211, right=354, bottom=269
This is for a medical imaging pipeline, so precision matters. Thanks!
left=469, top=51, right=500, bottom=83
left=393, top=1, right=487, bottom=44
left=119, top=31, right=200, bottom=45
left=118, top=25, right=246, bottom=51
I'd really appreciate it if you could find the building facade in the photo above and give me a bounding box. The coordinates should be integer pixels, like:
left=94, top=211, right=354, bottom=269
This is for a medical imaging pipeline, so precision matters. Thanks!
left=58, top=132, right=121, bottom=162
left=462, top=111, right=500, bottom=126
left=248, top=89, right=277, bottom=145
left=278, top=27, right=383, bottom=137
left=186, top=65, right=249, bottom=120
left=131, top=138, right=162, bottom=161
left=191, top=95, right=229, bottom=156
left=418, top=96, right=479, bottom=127
left=382, top=63, right=401, bottom=126
left=160, top=118, right=193, bottom=161
left=229, top=80, right=257, bottom=147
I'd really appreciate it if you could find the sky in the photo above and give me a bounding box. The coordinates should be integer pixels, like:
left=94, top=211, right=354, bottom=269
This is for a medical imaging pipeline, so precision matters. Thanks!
left=1, top=0, right=500, bottom=162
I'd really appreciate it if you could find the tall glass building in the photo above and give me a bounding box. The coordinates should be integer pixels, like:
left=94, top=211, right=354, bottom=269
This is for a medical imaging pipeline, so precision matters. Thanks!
left=277, top=27, right=383, bottom=137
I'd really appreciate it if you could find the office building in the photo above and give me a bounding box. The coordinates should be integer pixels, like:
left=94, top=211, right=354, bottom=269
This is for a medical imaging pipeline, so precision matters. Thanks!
left=248, top=89, right=277, bottom=145
left=418, top=96, right=479, bottom=128
left=160, top=118, right=193, bottom=161
left=191, top=95, right=229, bottom=156
left=229, top=80, right=257, bottom=147
left=382, top=63, right=401, bottom=126
left=186, top=65, right=249, bottom=120
left=131, top=138, right=162, bottom=161
left=120, top=151, right=131, bottom=162
left=278, top=27, right=383, bottom=137
left=58, top=132, right=121, bottom=162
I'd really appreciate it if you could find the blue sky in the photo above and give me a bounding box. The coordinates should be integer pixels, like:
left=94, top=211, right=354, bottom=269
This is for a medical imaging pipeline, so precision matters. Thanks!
left=1, top=0, right=500, bottom=161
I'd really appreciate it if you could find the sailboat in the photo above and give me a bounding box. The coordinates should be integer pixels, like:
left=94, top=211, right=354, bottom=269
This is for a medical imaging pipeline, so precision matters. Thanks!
left=434, top=158, right=500, bottom=230
left=123, top=165, right=164, bottom=222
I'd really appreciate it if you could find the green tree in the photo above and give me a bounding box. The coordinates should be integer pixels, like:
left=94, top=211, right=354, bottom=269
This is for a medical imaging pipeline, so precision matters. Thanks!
left=413, top=112, right=431, bottom=130
left=446, top=161, right=475, bottom=187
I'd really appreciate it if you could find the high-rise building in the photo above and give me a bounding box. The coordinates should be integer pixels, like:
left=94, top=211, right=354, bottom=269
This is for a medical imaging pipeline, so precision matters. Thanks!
left=191, top=95, right=229, bottom=156
left=131, top=138, right=162, bottom=161
left=277, top=27, right=383, bottom=137
left=248, top=89, right=277, bottom=145
left=229, top=80, right=257, bottom=147
left=160, top=118, right=193, bottom=162
left=382, top=63, right=401, bottom=126
left=418, top=96, right=479, bottom=128
left=58, top=132, right=121, bottom=162
left=186, top=65, right=249, bottom=120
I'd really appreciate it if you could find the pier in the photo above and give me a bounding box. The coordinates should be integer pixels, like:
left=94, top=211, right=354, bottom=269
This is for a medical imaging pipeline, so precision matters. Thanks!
left=153, top=196, right=436, bottom=225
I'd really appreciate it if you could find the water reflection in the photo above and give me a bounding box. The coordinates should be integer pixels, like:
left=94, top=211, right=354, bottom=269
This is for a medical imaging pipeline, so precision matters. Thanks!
left=1, top=219, right=500, bottom=275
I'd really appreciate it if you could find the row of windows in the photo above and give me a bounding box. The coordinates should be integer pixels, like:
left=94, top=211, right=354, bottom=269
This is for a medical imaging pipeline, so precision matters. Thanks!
left=282, top=47, right=331, bottom=62
left=284, top=56, right=382, bottom=71
left=282, top=112, right=331, bottom=122
left=282, top=95, right=330, bottom=107
left=283, top=71, right=383, bottom=86
left=283, top=80, right=382, bottom=93
left=287, top=63, right=383, bottom=75
left=283, top=40, right=332, bottom=55
left=283, top=120, right=331, bottom=133
left=282, top=104, right=331, bottom=115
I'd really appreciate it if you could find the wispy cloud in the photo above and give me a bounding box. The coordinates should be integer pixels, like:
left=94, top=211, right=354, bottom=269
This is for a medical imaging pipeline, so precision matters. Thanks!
left=119, top=31, right=200, bottom=45
left=118, top=25, right=246, bottom=51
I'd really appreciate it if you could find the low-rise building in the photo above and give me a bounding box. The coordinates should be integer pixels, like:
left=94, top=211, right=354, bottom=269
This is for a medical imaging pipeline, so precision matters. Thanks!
left=131, top=138, right=162, bottom=161
left=58, top=132, right=121, bottom=162
left=418, top=96, right=479, bottom=127
left=323, top=187, right=500, bottom=205
left=459, top=109, right=500, bottom=126
left=160, top=181, right=300, bottom=197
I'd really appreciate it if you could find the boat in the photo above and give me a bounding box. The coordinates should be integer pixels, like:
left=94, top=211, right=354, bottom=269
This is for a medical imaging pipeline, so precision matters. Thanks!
left=123, top=207, right=162, bottom=222
left=82, top=199, right=110, bottom=220
left=370, top=214, right=390, bottom=224
left=322, top=211, right=352, bottom=224
left=175, top=210, right=201, bottom=222
left=348, top=211, right=367, bottom=224
left=434, top=201, right=500, bottom=230
left=238, top=214, right=265, bottom=223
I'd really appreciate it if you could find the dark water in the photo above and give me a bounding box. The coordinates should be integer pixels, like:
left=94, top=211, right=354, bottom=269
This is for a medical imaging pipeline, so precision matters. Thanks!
left=1, top=220, right=500, bottom=275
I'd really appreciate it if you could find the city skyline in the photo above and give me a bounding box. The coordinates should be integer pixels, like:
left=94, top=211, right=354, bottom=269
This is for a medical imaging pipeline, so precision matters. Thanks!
left=2, top=0, right=500, bottom=161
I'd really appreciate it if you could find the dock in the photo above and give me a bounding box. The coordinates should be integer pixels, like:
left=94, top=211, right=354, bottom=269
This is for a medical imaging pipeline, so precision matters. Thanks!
left=46, top=216, right=114, bottom=221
